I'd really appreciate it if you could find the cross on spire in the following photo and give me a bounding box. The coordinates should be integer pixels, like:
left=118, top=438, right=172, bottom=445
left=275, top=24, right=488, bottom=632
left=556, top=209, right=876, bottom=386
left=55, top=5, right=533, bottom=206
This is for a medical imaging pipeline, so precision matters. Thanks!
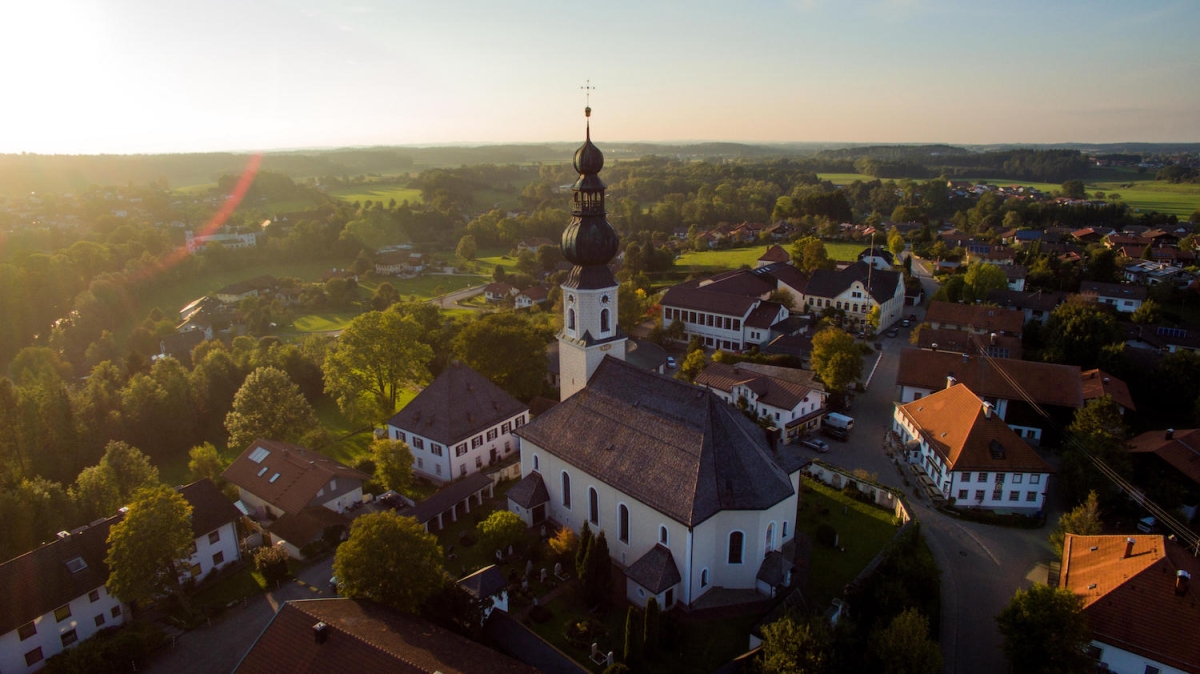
left=581, top=80, right=594, bottom=118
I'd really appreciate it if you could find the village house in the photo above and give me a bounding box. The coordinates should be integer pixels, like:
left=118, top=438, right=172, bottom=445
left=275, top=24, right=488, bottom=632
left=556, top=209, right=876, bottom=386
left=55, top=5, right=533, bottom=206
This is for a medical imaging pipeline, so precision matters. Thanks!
left=915, top=327, right=1023, bottom=360
left=1122, top=323, right=1200, bottom=354
left=895, top=348, right=1083, bottom=445
left=892, top=381, right=1054, bottom=512
left=964, top=244, right=1016, bottom=266
left=856, top=247, right=894, bottom=271
left=986, top=289, right=1067, bottom=324
left=484, top=282, right=518, bottom=302
left=924, top=300, right=1024, bottom=338
left=374, top=251, right=425, bottom=276
left=0, top=480, right=240, bottom=674
left=803, top=261, right=905, bottom=331
left=1080, top=281, right=1147, bottom=313
left=1127, top=429, right=1200, bottom=521
left=695, top=361, right=826, bottom=443
left=516, top=237, right=555, bottom=252
left=456, top=565, right=509, bottom=624
left=214, top=275, right=277, bottom=305
left=385, top=361, right=528, bottom=483
left=756, top=245, right=790, bottom=268
left=659, top=262, right=806, bottom=351
left=184, top=229, right=257, bottom=254
left=1003, top=264, right=1028, bottom=291
left=1080, top=369, right=1137, bottom=414
left=1059, top=534, right=1200, bottom=674
left=514, top=285, right=549, bottom=309
left=222, top=440, right=370, bottom=558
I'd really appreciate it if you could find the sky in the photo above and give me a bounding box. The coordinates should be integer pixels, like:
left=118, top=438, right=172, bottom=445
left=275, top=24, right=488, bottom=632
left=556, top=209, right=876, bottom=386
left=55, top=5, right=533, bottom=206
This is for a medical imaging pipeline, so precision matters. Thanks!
left=1, top=0, right=1198, bottom=154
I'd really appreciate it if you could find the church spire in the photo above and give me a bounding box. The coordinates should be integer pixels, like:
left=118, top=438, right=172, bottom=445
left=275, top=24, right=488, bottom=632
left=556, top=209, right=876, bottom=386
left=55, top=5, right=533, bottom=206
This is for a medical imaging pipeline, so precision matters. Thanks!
left=561, top=102, right=618, bottom=280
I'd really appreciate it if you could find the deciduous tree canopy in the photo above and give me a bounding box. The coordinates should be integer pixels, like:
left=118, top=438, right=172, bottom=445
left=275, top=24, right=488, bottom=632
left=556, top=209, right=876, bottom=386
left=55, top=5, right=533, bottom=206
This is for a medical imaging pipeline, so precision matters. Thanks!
left=333, top=511, right=444, bottom=613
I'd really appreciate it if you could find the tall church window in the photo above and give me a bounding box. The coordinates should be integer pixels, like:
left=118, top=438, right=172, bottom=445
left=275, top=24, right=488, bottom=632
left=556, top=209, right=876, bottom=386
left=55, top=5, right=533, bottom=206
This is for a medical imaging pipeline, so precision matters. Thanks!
left=568, top=309, right=576, bottom=331
left=765, top=523, right=775, bottom=555
left=728, top=531, right=744, bottom=564
left=561, top=472, right=572, bottom=509
left=600, top=309, right=610, bottom=332
left=588, top=487, right=599, bottom=525
left=618, top=504, right=630, bottom=543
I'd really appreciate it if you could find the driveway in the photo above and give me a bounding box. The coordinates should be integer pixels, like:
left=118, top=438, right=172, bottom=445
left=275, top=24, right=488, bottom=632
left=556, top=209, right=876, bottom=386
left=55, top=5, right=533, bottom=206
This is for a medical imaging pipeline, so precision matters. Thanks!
left=144, top=555, right=336, bottom=674
left=430, top=281, right=485, bottom=309
left=805, top=295, right=1060, bottom=674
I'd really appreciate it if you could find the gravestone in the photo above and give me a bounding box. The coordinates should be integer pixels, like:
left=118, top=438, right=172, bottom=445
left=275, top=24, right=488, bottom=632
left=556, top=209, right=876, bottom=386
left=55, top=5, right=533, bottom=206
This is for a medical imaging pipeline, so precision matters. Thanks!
left=540, top=568, right=547, bottom=582
left=526, top=560, right=534, bottom=576
left=554, top=562, right=563, bottom=578
left=496, top=549, right=503, bottom=562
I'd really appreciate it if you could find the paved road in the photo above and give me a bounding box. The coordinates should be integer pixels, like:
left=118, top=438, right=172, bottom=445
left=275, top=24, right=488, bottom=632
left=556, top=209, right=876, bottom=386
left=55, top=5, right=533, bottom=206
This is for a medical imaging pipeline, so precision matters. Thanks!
left=431, top=280, right=486, bottom=309
left=804, top=258, right=1060, bottom=674
left=144, top=556, right=336, bottom=674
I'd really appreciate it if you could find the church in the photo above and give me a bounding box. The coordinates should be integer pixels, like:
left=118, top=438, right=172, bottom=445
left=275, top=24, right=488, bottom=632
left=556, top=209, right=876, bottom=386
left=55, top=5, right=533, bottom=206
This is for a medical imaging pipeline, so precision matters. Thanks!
left=507, top=107, right=807, bottom=610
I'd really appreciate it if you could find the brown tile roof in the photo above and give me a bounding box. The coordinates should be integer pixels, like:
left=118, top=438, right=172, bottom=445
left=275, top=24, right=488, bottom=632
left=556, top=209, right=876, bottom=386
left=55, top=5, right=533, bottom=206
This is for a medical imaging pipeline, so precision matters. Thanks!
left=1128, top=429, right=1200, bottom=487
left=179, top=479, right=243, bottom=538
left=986, top=289, right=1067, bottom=313
left=728, top=362, right=824, bottom=392
left=758, top=245, right=790, bottom=263
left=916, top=328, right=1023, bottom=359
left=695, top=362, right=815, bottom=411
left=1080, top=369, right=1136, bottom=412
left=386, top=362, right=528, bottom=447
left=268, top=507, right=350, bottom=547
left=896, top=382, right=1054, bottom=473
left=896, top=348, right=1083, bottom=408
left=515, top=357, right=795, bottom=527
left=222, top=440, right=371, bottom=515
left=1059, top=534, right=1200, bottom=673
left=234, top=599, right=538, bottom=674
left=925, top=301, right=1025, bottom=335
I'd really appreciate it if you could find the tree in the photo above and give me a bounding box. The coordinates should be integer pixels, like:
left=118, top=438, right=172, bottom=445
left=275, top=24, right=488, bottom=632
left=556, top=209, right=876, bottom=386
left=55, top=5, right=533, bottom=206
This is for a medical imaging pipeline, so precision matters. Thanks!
left=73, top=441, right=161, bottom=522
left=643, top=596, right=660, bottom=653
left=869, top=608, right=942, bottom=674
left=1049, top=490, right=1102, bottom=556
left=962, top=261, right=1009, bottom=302
left=1060, top=396, right=1131, bottom=505
left=333, top=511, right=444, bottom=613
left=996, top=584, right=1092, bottom=674
left=477, top=510, right=526, bottom=554
left=887, top=227, right=906, bottom=258
left=451, top=313, right=547, bottom=400
left=757, top=614, right=831, bottom=674
left=585, top=530, right=613, bottom=607
left=1060, top=180, right=1086, bottom=199
left=1043, top=300, right=1123, bottom=369
left=187, top=443, right=225, bottom=483
left=253, top=545, right=291, bottom=585
left=1130, top=298, right=1161, bottom=325
left=323, top=306, right=433, bottom=422
left=810, top=327, right=862, bottom=392
left=677, top=348, right=707, bottom=383
left=455, top=234, right=478, bottom=261
left=225, top=367, right=320, bottom=449
left=768, top=289, right=796, bottom=310
left=576, top=520, right=593, bottom=579
left=105, top=484, right=194, bottom=607
left=370, top=438, right=414, bottom=493
left=623, top=607, right=642, bottom=664
left=549, top=526, right=577, bottom=564
left=790, top=236, right=834, bottom=274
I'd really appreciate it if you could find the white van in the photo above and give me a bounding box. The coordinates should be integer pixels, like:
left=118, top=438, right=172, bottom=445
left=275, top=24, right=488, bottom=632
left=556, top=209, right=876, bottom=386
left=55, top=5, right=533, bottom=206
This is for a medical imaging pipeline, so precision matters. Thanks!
left=825, top=412, right=855, bottom=432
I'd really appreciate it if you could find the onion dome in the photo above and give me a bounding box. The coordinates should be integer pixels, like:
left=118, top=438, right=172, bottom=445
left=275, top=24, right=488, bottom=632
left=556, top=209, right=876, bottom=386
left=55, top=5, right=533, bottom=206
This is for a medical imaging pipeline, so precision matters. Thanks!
left=573, top=131, right=605, bottom=175
left=560, top=107, right=619, bottom=270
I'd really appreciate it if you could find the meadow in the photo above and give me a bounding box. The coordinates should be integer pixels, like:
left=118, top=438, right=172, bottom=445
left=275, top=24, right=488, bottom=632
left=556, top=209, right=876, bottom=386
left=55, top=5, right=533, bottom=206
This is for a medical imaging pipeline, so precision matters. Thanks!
left=817, top=173, right=877, bottom=184
left=326, top=183, right=424, bottom=205
left=1087, top=179, right=1200, bottom=217
left=674, top=241, right=864, bottom=272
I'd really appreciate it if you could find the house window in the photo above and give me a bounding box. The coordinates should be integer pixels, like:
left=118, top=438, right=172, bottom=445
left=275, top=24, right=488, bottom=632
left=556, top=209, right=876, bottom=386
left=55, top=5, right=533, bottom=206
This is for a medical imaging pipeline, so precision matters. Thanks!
left=515, top=415, right=525, bottom=427
left=562, top=472, right=572, bottom=509
left=460, top=464, right=467, bottom=476
left=94, top=613, right=106, bottom=627
left=487, top=429, right=498, bottom=441
left=505, top=441, right=512, bottom=453
left=61, top=629, right=78, bottom=647
left=502, top=422, right=512, bottom=433
left=1026, top=492, right=1037, bottom=502
left=213, top=551, right=225, bottom=566
left=455, top=444, right=468, bottom=457
left=782, top=521, right=789, bottom=538
left=426, top=444, right=440, bottom=457
left=700, top=569, right=709, bottom=588
left=765, top=522, right=775, bottom=555
left=89, top=589, right=100, bottom=603
left=659, top=526, right=668, bottom=545
left=588, top=488, right=599, bottom=526
left=394, top=430, right=406, bottom=442
left=417, top=458, right=424, bottom=469
left=435, top=464, right=442, bottom=475
left=55, top=604, right=71, bottom=622
left=600, top=308, right=610, bottom=332
left=190, top=563, right=201, bottom=577
left=111, top=606, right=121, bottom=618
left=958, top=489, right=968, bottom=500
left=472, top=436, right=483, bottom=449
left=208, top=530, right=221, bottom=545
left=475, top=456, right=482, bottom=468
left=1145, top=667, right=1161, bottom=674
left=1009, top=491, right=1019, bottom=501
left=25, top=648, right=43, bottom=667
left=978, top=473, right=988, bottom=483
left=619, top=504, right=630, bottom=544
left=413, top=438, right=425, bottom=450
left=728, top=531, right=744, bottom=564
left=974, top=490, right=985, bottom=501
left=1030, top=474, right=1041, bottom=484
left=18, top=622, right=36, bottom=640
left=1013, top=474, right=1023, bottom=484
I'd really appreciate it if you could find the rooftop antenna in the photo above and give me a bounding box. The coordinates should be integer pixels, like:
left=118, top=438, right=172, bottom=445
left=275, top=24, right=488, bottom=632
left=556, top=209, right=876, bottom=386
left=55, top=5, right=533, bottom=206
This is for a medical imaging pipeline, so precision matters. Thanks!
left=580, top=79, right=595, bottom=134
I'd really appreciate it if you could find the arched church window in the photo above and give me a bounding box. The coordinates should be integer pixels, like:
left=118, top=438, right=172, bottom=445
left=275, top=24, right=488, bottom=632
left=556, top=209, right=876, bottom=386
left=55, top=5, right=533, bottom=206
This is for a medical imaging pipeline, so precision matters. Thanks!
left=618, top=504, right=629, bottom=543
left=728, top=531, right=744, bottom=564
left=765, top=522, right=775, bottom=555
left=568, top=309, right=576, bottom=331
left=600, top=308, right=610, bottom=332
left=588, top=487, right=599, bottom=525
left=561, top=472, right=572, bottom=509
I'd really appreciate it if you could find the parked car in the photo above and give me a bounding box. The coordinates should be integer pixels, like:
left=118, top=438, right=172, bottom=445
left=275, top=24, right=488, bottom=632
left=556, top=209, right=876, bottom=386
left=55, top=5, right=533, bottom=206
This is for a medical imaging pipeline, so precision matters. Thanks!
left=886, top=327, right=899, bottom=337
left=666, top=356, right=677, bottom=369
left=822, top=425, right=849, bottom=442
left=901, top=318, right=911, bottom=327
left=800, top=437, right=830, bottom=453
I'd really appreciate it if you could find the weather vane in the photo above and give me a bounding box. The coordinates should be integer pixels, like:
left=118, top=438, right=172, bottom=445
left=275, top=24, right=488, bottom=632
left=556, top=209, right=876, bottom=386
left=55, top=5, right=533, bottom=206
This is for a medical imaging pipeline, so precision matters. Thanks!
left=581, top=80, right=594, bottom=117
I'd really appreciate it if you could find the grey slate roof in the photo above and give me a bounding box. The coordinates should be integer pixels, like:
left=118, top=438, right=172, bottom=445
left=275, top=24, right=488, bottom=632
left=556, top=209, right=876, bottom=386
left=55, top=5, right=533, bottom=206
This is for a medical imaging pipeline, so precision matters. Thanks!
left=387, top=362, right=528, bottom=447
left=514, top=357, right=795, bottom=527
left=506, top=472, right=549, bottom=509
left=756, top=550, right=793, bottom=586
left=458, top=565, right=507, bottom=600
left=406, top=472, right=495, bottom=525
left=805, top=261, right=901, bottom=304
left=624, top=545, right=682, bottom=594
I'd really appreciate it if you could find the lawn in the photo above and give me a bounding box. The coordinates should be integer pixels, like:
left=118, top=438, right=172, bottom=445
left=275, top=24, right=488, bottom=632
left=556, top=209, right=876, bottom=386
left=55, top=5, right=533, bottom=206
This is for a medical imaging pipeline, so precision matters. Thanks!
left=818, top=173, right=877, bottom=184
left=1086, top=179, right=1200, bottom=217
left=474, top=248, right=521, bottom=275
left=327, top=184, right=424, bottom=205
left=795, top=478, right=898, bottom=609
left=675, top=242, right=862, bottom=273
left=290, top=312, right=360, bottom=333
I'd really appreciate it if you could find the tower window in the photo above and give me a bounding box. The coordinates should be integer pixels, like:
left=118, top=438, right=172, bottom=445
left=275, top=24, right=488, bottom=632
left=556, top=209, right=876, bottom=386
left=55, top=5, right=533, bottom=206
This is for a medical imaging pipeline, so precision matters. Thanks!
left=600, top=308, right=610, bottom=332
left=568, top=309, right=576, bottom=331
left=588, top=487, right=599, bottom=525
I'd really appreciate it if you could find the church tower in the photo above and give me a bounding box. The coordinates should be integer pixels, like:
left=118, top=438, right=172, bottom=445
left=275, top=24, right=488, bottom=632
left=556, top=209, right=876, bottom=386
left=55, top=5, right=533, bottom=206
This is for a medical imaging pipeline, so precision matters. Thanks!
left=558, top=106, right=626, bottom=401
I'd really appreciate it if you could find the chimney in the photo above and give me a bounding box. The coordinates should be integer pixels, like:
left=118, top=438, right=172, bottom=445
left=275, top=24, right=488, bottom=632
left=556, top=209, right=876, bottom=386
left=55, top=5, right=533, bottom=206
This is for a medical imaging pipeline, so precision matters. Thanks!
left=931, top=343, right=939, bottom=352
left=1166, top=428, right=1175, bottom=440
left=983, top=402, right=994, bottom=419
left=1177, top=570, right=1191, bottom=597
left=946, top=375, right=957, bottom=390
left=1124, top=537, right=1135, bottom=559
left=313, top=622, right=329, bottom=645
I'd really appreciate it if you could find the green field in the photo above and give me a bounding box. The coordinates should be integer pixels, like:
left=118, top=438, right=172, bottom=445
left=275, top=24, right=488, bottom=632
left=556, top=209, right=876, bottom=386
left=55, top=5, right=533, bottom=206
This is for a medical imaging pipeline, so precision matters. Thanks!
left=327, top=184, right=424, bottom=205
left=675, top=242, right=864, bottom=272
left=961, top=177, right=1062, bottom=193
left=139, top=259, right=352, bottom=319
left=1087, top=180, right=1200, bottom=217
left=474, top=248, right=520, bottom=275
left=818, top=173, right=878, bottom=184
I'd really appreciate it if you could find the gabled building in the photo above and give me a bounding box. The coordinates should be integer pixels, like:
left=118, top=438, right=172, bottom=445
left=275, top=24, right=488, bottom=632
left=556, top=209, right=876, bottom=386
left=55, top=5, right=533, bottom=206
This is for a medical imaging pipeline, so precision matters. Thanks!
left=484, top=282, right=517, bottom=302
left=1059, top=534, right=1200, bottom=674
left=375, top=251, right=425, bottom=276
left=856, top=247, right=894, bottom=270
left=1080, top=281, right=1147, bottom=313
left=385, top=362, right=529, bottom=483
left=659, top=261, right=804, bottom=352
left=895, top=348, right=1083, bottom=444
left=457, top=565, right=509, bottom=624
left=0, top=480, right=240, bottom=674
left=1004, top=264, right=1028, bottom=291
left=915, top=328, right=1023, bottom=360
left=695, top=361, right=826, bottom=443
left=1080, top=369, right=1136, bottom=414
left=1127, top=428, right=1200, bottom=500
left=986, top=288, right=1067, bottom=324
left=756, top=245, right=790, bottom=268
left=803, top=261, right=905, bottom=330
left=214, top=275, right=277, bottom=305
left=514, top=285, right=549, bottom=309
left=924, top=300, right=1024, bottom=338
left=893, top=381, right=1054, bottom=512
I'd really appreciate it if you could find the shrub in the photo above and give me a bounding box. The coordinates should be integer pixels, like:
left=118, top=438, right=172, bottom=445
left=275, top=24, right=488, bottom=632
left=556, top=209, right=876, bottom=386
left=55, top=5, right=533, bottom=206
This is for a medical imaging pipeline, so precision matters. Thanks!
left=253, top=545, right=291, bottom=585
left=529, top=604, right=553, bottom=623
left=43, top=623, right=167, bottom=674
left=563, top=618, right=608, bottom=649
left=815, top=523, right=838, bottom=547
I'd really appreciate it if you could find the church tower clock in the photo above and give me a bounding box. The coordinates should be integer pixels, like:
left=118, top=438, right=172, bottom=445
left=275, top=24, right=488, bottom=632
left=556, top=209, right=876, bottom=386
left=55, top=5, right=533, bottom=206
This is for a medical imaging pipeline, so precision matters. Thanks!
left=558, top=106, right=626, bottom=401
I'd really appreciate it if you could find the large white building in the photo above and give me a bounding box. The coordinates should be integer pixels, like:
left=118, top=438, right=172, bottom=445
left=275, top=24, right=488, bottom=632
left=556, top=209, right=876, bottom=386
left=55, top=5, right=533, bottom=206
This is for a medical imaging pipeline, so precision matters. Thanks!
left=386, top=362, right=529, bottom=482
left=803, top=261, right=905, bottom=331
left=695, top=361, right=826, bottom=443
left=185, top=229, right=257, bottom=254
left=0, top=480, right=240, bottom=673
left=507, top=114, right=808, bottom=610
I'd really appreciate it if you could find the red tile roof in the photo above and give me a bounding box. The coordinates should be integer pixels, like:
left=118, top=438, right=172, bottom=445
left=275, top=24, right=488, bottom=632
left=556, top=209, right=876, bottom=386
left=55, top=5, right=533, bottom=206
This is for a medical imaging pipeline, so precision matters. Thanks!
left=234, top=599, right=538, bottom=674
left=896, top=382, right=1054, bottom=473
left=1128, top=429, right=1200, bottom=487
left=925, top=301, right=1025, bottom=335
left=896, top=348, right=1083, bottom=408
left=222, top=440, right=371, bottom=515
left=1080, top=369, right=1136, bottom=412
left=757, top=245, right=791, bottom=263
left=696, top=361, right=816, bottom=411
left=1059, top=534, right=1200, bottom=673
